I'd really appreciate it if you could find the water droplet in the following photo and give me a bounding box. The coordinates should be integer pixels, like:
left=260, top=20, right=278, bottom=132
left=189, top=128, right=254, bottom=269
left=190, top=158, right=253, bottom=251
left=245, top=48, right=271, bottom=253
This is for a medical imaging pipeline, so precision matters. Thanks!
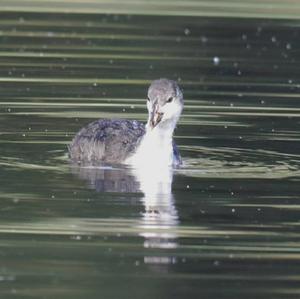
left=201, top=36, right=208, bottom=43
left=213, top=56, right=220, bottom=65
left=184, top=28, right=190, bottom=35
left=213, top=260, right=220, bottom=266
left=135, top=260, right=140, bottom=266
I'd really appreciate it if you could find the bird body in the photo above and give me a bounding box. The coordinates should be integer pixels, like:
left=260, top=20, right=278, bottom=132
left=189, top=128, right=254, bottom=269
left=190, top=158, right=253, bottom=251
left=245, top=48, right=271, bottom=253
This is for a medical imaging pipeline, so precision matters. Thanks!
left=68, top=119, right=145, bottom=164
left=68, top=79, right=183, bottom=167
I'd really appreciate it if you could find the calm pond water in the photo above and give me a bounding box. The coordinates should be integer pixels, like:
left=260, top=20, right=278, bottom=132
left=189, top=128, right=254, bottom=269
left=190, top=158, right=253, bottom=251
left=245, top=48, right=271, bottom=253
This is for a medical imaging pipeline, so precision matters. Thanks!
left=0, top=10, right=300, bottom=299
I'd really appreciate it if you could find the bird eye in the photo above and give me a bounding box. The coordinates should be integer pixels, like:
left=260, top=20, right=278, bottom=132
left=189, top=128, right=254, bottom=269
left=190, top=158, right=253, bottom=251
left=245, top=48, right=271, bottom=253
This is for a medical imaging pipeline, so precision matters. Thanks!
left=147, top=96, right=150, bottom=102
left=167, top=97, right=173, bottom=103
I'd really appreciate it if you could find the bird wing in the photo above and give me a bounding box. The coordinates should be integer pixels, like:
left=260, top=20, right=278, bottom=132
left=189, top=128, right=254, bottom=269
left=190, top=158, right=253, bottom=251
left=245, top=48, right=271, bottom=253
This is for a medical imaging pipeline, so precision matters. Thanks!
left=69, top=119, right=145, bottom=164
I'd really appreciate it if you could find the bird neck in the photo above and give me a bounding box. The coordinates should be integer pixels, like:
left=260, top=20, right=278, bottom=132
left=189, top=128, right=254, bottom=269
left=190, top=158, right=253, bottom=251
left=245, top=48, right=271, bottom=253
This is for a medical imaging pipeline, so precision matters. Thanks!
left=125, top=119, right=177, bottom=167
left=140, top=120, right=177, bottom=166
left=145, top=118, right=177, bottom=140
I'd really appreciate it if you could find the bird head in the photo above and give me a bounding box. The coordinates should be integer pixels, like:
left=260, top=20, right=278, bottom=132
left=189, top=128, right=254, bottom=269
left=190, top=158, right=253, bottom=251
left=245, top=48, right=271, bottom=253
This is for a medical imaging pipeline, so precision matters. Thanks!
left=146, top=79, right=183, bottom=130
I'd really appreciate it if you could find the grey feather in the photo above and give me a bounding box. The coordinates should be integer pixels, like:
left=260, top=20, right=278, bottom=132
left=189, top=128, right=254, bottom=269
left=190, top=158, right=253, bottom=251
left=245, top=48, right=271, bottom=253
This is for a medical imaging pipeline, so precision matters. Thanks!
left=69, top=119, right=145, bottom=164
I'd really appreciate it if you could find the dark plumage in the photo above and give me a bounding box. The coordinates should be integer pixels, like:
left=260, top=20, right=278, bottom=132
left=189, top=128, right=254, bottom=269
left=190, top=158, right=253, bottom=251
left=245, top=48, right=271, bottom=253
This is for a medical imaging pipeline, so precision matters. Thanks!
left=68, top=119, right=145, bottom=164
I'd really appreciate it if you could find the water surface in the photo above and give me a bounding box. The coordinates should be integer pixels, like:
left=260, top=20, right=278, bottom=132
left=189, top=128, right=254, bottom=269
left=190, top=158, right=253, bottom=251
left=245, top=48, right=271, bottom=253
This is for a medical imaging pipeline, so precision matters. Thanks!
left=0, top=9, right=300, bottom=299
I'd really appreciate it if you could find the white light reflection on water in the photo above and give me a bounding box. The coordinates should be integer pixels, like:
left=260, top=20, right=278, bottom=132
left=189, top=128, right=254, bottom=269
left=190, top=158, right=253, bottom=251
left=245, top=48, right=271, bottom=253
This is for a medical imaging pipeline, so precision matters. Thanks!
left=132, top=163, right=179, bottom=264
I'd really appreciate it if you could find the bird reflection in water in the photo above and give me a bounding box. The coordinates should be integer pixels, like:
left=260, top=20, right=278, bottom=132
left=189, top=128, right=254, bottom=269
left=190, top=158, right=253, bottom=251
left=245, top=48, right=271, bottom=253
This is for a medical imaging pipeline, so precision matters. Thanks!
left=70, top=163, right=178, bottom=265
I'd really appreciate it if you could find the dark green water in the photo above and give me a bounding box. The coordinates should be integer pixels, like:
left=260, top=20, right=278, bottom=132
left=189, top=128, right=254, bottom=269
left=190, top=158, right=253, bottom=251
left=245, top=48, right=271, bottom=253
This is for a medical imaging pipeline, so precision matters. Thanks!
left=0, top=11, right=300, bottom=299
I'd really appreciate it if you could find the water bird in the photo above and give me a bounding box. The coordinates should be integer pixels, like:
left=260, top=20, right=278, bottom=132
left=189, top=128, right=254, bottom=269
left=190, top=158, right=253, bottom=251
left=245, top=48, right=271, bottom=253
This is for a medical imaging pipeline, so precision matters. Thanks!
left=68, top=78, right=183, bottom=167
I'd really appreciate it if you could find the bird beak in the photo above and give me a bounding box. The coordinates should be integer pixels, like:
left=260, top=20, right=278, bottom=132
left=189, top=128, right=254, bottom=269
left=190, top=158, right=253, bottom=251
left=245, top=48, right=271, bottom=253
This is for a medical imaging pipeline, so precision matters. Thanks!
left=150, top=111, right=164, bottom=129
